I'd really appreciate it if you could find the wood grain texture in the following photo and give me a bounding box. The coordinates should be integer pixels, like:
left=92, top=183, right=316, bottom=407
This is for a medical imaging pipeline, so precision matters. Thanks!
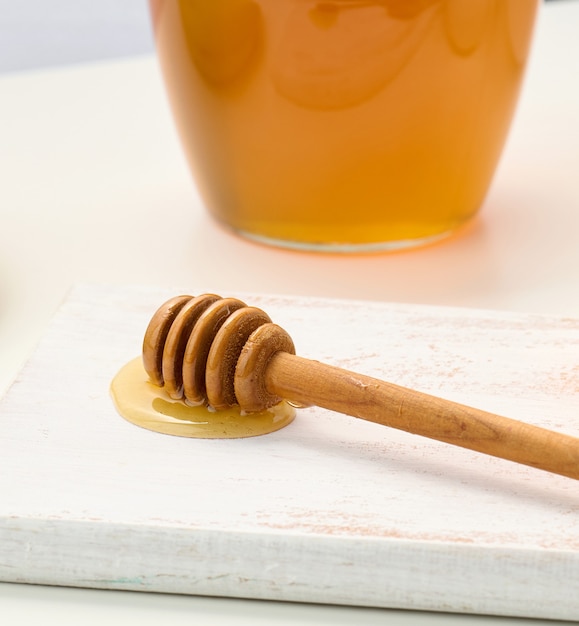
left=0, top=284, right=578, bottom=620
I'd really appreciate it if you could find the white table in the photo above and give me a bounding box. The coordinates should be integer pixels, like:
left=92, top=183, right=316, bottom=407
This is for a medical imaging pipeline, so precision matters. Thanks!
left=1, top=2, right=578, bottom=624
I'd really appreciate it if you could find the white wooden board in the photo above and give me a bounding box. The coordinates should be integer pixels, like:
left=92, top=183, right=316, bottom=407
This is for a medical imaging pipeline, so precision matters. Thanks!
left=1, top=284, right=578, bottom=620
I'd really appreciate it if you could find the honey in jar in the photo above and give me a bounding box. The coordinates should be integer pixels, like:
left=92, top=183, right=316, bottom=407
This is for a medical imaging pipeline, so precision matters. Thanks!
left=149, top=0, right=539, bottom=251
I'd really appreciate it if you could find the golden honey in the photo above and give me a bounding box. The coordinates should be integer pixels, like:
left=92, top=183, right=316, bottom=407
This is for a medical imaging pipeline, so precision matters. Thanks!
left=150, top=0, right=538, bottom=250
left=111, top=358, right=295, bottom=438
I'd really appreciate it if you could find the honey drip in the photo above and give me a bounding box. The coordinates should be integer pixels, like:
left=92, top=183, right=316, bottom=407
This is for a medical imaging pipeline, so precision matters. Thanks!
left=111, top=358, right=295, bottom=438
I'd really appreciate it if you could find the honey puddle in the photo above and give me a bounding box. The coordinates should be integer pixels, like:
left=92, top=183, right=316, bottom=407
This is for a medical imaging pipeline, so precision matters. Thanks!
left=111, top=357, right=295, bottom=438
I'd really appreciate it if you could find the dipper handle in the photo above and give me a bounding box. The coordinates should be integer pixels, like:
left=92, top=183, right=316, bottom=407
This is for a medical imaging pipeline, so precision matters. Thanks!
left=262, top=351, right=579, bottom=480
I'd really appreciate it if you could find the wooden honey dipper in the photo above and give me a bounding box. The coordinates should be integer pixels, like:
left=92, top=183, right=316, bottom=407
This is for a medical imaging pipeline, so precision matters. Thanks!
left=142, top=294, right=579, bottom=480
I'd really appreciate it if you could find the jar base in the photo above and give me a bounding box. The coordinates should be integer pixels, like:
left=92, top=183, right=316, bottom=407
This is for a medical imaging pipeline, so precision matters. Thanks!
left=231, top=225, right=460, bottom=254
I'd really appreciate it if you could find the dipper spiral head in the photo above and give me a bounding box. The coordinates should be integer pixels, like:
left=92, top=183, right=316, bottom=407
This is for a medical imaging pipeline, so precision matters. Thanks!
left=142, top=294, right=295, bottom=411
